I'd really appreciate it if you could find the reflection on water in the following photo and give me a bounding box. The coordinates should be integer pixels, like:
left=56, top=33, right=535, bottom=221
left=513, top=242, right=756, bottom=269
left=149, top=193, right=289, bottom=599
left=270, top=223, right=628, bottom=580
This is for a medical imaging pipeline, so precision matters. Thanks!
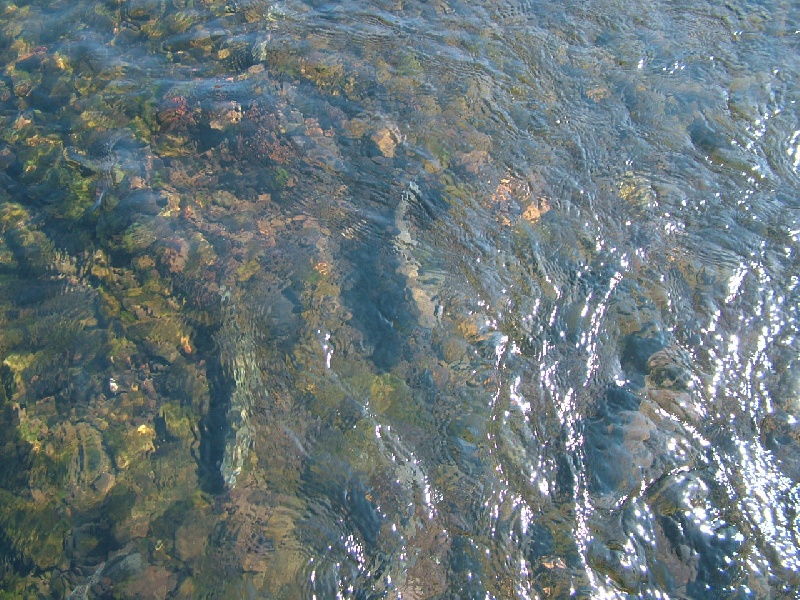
left=0, top=0, right=798, bottom=597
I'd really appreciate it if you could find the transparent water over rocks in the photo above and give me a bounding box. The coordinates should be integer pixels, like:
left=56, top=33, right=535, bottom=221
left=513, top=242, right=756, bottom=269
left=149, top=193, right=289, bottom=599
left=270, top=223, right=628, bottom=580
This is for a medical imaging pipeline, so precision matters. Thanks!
left=0, top=0, right=798, bottom=597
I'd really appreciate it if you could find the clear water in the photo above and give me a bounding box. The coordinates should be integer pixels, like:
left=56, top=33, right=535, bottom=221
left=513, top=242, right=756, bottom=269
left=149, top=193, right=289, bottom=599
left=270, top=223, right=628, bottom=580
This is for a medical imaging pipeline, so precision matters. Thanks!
left=0, top=0, right=798, bottom=597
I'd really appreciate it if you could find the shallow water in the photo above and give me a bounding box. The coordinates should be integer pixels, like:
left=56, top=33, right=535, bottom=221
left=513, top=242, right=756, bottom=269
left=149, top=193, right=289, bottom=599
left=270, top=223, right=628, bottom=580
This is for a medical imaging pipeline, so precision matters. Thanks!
left=0, top=0, right=798, bottom=597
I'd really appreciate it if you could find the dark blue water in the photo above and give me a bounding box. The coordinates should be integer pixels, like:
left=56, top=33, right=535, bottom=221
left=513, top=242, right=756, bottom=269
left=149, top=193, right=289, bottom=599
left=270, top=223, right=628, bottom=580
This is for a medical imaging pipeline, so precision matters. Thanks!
left=0, top=0, right=798, bottom=597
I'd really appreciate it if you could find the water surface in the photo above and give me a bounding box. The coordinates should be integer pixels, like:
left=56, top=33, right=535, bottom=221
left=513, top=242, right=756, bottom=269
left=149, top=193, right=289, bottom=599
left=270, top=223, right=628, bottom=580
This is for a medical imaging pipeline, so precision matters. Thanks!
left=0, top=0, right=798, bottom=597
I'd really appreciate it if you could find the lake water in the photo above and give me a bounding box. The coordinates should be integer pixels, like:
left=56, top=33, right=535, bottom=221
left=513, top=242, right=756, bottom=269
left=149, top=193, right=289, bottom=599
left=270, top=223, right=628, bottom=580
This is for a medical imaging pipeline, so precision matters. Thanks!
left=0, top=0, right=798, bottom=597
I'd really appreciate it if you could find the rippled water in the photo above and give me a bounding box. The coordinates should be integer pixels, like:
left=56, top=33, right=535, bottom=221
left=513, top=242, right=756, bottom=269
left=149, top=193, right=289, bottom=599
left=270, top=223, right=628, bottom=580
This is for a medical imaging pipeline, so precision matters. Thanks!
left=0, top=0, right=798, bottom=597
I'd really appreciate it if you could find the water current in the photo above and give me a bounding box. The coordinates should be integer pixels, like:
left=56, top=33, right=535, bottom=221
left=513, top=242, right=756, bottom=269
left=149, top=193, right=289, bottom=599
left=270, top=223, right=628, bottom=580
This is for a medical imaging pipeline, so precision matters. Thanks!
left=0, top=0, right=798, bottom=597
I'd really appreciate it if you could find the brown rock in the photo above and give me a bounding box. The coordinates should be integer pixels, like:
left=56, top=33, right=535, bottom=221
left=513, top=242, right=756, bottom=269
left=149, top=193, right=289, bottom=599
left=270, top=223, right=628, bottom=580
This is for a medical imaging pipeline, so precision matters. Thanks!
left=92, top=472, right=116, bottom=497
left=174, top=519, right=209, bottom=562
left=372, top=128, right=398, bottom=158
left=522, top=198, right=551, bottom=223
left=118, top=565, right=177, bottom=600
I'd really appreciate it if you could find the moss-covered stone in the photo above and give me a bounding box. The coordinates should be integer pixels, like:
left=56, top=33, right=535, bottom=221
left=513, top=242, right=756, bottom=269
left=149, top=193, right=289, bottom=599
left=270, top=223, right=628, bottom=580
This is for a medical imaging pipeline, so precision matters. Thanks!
left=0, top=490, right=69, bottom=571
